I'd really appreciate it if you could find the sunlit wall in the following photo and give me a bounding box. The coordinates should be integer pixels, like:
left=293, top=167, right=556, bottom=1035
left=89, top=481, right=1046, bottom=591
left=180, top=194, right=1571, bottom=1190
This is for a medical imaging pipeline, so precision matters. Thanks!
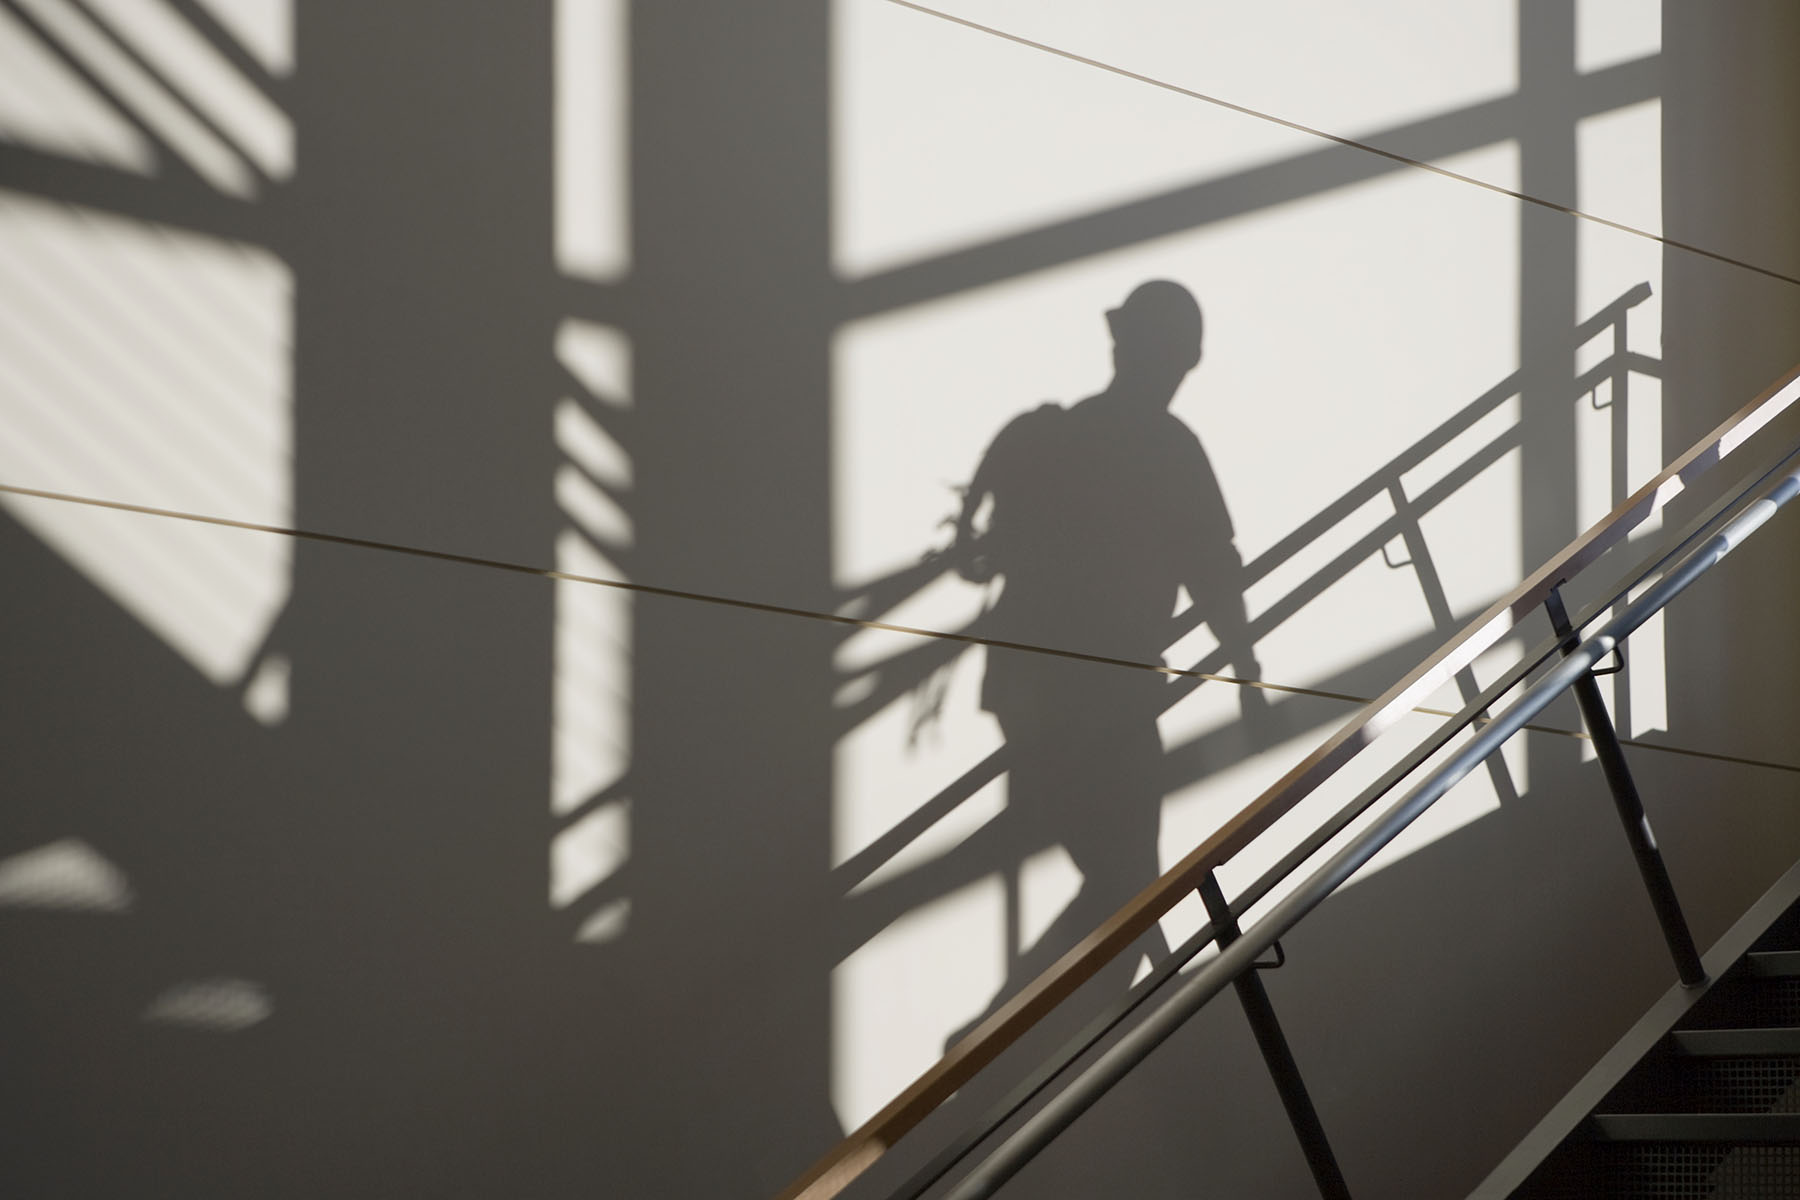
left=4, top=4, right=1800, bottom=1200
left=827, top=0, right=1662, bottom=1142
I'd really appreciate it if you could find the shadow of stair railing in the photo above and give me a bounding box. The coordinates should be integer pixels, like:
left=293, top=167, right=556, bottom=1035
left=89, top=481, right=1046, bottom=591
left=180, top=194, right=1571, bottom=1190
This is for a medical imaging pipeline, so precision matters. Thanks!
left=827, top=283, right=1658, bottom=987
left=784, top=355, right=1800, bottom=1200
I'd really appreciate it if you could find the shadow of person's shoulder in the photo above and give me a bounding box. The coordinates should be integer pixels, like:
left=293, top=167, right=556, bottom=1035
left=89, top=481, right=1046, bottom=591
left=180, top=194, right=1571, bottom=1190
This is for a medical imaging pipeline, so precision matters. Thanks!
left=984, top=399, right=1070, bottom=473
left=998, top=399, right=1066, bottom=438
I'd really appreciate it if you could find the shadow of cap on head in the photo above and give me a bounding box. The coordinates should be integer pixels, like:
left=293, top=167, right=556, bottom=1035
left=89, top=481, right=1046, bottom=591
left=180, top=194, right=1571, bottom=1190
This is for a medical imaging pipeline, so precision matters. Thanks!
left=1107, top=280, right=1203, bottom=371
left=1107, top=280, right=1202, bottom=338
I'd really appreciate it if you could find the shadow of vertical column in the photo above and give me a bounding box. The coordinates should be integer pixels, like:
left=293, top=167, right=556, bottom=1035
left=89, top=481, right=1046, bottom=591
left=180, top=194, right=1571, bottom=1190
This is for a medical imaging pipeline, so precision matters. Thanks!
left=610, top=2, right=843, bottom=1195
left=1660, top=2, right=1800, bottom=764
left=271, top=6, right=559, bottom=1197
left=1516, top=1, right=1584, bottom=782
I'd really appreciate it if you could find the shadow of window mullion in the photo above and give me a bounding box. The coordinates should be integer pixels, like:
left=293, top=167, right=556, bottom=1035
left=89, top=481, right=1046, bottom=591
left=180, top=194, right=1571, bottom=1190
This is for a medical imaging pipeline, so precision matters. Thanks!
left=10, top=0, right=264, bottom=197
left=3, top=0, right=215, bottom=190
left=64, top=0, right=272, bottom=190
left=162, top=0, right=289, bottom=105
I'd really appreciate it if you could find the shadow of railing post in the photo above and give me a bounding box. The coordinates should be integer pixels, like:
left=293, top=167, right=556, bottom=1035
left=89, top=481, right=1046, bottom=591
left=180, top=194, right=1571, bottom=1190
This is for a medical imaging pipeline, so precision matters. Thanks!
left=832, top=285, right=1658, bottom=934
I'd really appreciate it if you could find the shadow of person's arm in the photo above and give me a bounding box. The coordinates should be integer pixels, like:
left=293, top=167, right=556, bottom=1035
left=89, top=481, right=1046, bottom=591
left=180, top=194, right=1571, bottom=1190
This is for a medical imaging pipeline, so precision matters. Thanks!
left=1174, top=427, right=1280, bottom=747
left=1207, top=553, right=1281, bottom=747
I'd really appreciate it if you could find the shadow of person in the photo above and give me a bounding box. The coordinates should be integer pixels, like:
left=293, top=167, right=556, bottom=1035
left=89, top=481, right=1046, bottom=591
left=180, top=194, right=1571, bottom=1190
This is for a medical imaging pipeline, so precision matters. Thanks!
left=943, top=280, right=1266, bottom=1042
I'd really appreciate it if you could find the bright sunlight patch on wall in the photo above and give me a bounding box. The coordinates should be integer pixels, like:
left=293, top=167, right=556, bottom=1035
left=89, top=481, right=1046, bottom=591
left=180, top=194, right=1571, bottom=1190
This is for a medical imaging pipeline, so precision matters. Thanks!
left=549, top=319, right=635, bottom=943
left=555, top=0, right=629, bottom=283
left=0, top=191, right=292, bottom=692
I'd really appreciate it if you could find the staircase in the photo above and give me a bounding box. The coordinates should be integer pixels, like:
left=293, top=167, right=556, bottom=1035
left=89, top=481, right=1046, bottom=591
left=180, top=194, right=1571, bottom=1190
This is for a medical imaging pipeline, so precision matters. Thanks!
left=1514, top=901, right=1800, bottom=1198
left=784, top=362, right=1800, bottom=1200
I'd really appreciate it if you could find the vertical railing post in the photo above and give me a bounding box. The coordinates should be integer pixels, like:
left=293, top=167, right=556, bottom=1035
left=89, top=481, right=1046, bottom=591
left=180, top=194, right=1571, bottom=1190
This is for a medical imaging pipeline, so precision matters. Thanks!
left=1544, top=587, right=1707, bottom=987
left=1195, top=872, right=1352, bottom=1199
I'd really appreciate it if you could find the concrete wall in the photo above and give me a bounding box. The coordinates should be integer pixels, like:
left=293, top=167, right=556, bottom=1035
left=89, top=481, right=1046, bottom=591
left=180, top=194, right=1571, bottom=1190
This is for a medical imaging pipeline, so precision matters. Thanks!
left=1, top=2, right=1798, bottom=1197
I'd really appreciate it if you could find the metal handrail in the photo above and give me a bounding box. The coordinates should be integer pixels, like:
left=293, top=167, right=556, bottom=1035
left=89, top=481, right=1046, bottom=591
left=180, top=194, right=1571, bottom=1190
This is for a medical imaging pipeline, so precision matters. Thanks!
left=942, top=419, right=1800, bottom=1199
left=778, top=360, right=1800, bottom=1200
left=884, top=411, right=1800, bottom=1200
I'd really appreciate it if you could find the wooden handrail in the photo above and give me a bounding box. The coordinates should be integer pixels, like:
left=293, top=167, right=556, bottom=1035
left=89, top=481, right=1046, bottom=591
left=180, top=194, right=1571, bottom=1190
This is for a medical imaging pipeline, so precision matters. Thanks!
left=779, top=361, right=1800, bottom=1200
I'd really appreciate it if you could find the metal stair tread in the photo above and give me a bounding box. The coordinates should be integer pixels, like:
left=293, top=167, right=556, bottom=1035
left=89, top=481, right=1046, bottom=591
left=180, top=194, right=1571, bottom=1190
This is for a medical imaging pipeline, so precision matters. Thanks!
left=1746, top=950, right=1800, bottom=977
left=1589, top=1113, right=1800, bottom=1143
left=1671, top=1027, right=1800, bottom=1056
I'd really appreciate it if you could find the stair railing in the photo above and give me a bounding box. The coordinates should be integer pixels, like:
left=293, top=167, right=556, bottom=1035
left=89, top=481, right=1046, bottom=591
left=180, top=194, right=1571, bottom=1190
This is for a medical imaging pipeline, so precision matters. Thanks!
left=780, top=361, right=1800, bottom=1200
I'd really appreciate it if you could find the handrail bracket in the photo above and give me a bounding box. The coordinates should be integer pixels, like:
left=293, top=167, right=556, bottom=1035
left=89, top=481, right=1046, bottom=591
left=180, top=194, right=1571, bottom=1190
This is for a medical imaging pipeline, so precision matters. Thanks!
left=1543, top=587, right=1707, bottom=988
left=1196, top=873, right=1352, bottom=1199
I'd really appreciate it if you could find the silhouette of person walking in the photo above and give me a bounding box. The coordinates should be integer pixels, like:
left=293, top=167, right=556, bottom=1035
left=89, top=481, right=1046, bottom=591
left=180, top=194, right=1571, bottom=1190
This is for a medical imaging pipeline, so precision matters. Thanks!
left=947, top=280, right=1265, bottom=1006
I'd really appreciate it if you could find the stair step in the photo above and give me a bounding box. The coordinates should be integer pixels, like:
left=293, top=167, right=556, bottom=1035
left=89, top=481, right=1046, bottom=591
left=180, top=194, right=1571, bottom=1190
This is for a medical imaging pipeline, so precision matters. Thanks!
left=1747, top=950, right=1800, bottom=978
left=1672, top=1028, right=1800, bottom=1056
left=1591, top=1113, right=1800, bottom=1143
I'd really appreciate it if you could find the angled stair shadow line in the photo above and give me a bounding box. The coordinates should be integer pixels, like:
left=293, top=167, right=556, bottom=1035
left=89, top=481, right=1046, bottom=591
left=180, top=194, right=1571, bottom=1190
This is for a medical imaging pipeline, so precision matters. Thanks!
left=1472, top=853, right=1800, bottom=1198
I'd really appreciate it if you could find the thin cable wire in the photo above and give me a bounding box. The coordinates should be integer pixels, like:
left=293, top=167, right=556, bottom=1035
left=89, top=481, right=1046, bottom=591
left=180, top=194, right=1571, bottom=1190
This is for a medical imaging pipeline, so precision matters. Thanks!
left=884, top=0, right=1800, bottom=291
left=10, top=479, right=1800, bottom=777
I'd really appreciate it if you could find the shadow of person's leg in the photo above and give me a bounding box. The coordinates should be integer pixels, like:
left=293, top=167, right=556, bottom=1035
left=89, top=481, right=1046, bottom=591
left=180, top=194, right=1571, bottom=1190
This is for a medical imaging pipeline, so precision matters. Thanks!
left=835, top=799, right=1042, bottom=957
left=943, top=715, right=1170, bottom=1050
